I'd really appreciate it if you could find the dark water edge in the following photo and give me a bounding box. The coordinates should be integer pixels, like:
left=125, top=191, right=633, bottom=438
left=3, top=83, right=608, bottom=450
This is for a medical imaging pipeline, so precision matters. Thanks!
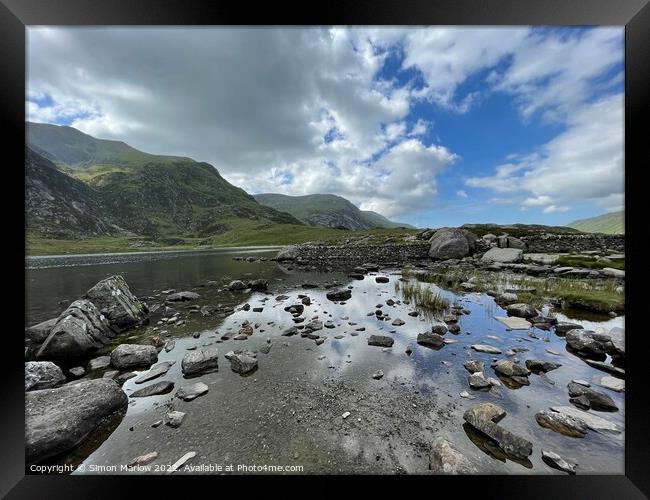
left=25, top=248, right=625, bottom=475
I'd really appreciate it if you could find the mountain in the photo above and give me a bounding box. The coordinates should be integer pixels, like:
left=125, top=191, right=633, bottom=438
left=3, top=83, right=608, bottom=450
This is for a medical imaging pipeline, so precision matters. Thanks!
left=568, top=211, right=624, bottom=234
left=253, top=193, right=414, bottom=230
left=25, top=148, right=124, bottom=238
left=27, top=122, right=191, bottom=168
left=26, top=122, right=303, bottom=239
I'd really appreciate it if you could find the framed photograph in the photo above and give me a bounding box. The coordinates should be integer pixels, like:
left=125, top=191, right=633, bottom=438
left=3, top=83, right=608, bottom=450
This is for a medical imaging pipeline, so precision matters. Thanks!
left=2, top=0, right=648, bottom=496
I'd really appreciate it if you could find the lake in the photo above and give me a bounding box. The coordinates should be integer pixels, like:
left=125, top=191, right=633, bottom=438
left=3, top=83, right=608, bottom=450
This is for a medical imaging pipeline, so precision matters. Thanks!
left=25, top=248, right=625, bottom=475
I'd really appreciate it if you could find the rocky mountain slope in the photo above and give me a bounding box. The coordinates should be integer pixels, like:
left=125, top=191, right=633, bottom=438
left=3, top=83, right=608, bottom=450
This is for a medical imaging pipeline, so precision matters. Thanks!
left=26, top=123, right=303, bottom=239
left=25, top=148, right=125, bottom=239
left=254, top=193, right=414, bottom=230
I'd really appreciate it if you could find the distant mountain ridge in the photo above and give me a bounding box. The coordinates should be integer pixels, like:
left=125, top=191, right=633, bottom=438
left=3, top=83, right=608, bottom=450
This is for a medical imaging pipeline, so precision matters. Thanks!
left=568, top=211, right=624, bottom=234
left=253, top=193, right=414, bottom=231
left=26, top=122, right=303, bottom=240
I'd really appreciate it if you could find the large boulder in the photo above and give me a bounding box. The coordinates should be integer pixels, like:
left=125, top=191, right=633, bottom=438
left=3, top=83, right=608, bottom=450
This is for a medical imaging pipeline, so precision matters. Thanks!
left=428, top=228, right=478, bottom=260
left=36, top=300, right=116, bottom=360
left=25, top=318, right=58, bottom=349
left=25, top=379, right=127, bottom=464
left=110, top=344, right=158, bottom=370
left=276, top=245, right=300, bottom=261
left=481, top=247, right=523, bottom=264
left=85, top=275, right=149, bottom=331
left=166, top=291, right=200, bottom=302
left=25, top=361, right=66, bottom=391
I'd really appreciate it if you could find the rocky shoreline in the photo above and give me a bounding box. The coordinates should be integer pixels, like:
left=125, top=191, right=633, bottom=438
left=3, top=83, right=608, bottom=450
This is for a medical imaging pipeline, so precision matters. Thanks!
left=24, top=230, right=625, bottom=474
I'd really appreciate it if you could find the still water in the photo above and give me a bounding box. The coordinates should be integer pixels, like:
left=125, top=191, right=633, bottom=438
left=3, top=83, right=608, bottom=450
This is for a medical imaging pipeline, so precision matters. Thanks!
left=25, top=248, right=625, bottom=475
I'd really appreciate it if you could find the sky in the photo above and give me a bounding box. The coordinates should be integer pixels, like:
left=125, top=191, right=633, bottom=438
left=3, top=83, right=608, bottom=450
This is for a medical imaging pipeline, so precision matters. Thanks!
left=26, top=27, right=624, bottom=228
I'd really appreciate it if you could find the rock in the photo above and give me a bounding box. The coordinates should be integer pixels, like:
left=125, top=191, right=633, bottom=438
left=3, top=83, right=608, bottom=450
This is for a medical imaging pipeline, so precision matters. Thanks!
left=342, top=411, right=351, bottom=419
left=164, top=340, right=176, bottom=353
left=88, top=356, right=111, bottom=371
left=468, top=372, right=492, bottom=389
left=372, top=370, right=384, bottom=380
left=281, top=326, right=299, bottom=337
left=368, top=335, right=394, bottom=347
left=493, top=360, right=530, bottom=378
left=481, top=247, right=523, bottom=264
left=430, top=438, right=477, bottom=474
left=110, top=344, right=158, bottom=370
left=36, top=300, right=116, bottom=360
left=463, top=360, right=484, bottom=373
left=284, top=304, right=304, bottom=314
left=25, top=318, right=58, bottom=348
left=391, top=318, right=405, bottom=326
left=430, top=320, right=448, bottom=335
left=497, top=236, right=526, bottom=250
left=602, top=267, right=625, bottom=278
left=554, top=322, right=583, bottom=336
left=463, top=403, right=532, bottom=460
left=25, top=379, right=127, bottom=463
left=459, top=390, right=475, bottom=400
left=525, top=359, right=562, bottom=373
left=494, top=316, right=531, bottom=329
left=584, top=359, right=625, bottom=376
left=541, top=450, right=577, bottom=475
left=248, top=279, right=268, bottom=291
left=165, top=410, right=186, bottom=428
left=85, top=275, right=149, bottom=331
left=130, top=381, right=175, bottom=398
left=375, top=276, right=389, bottom=283
left=128, top=451, right=159, bottom=467
left=497, top=292, right=518, bottom=304
left=181, top=348, right=219, bottom=376
left=535, top=409, right=588, bottom=437
left=428, top=228, right=478, bottom=260
left=239, top=323, right=254, bottom=336
left=68, top=366, right=85, bottom=378
left=276, top=245, right=300, bottom=261
left=567, top=382, right=618, bottom=412
left=549, top=406, right=622, bottom=434
left=506, top=303, right=538, bottom=319
left=565, top=330, right=613, bottom=360
left=166, top=291, right=200, bottom=302
left=417, top=332, right=445, bottom=348
left=176, top=382, right=209, bottom=401
left=598, top=376, right=625, bottom=393
left=25, top=361, right=66, bottom=391
left=471, top=344, right=502, bottom=354
left=103, top=370, right=119, bottom=380
left=305, top=320, right=323, bottom=332
left=116, top=372, right=136, bottom=385
left=326, top=289, right=352, bottom=301
left=134, top=361, right=175, bottom=384
left=228, top=280, right=247, bottom=291
left=230, top=352, right=258, bottom=374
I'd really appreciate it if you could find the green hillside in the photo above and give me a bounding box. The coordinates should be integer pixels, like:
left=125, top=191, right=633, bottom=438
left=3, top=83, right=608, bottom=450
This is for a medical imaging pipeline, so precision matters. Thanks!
left=26, top=123, right=303, bottom=240
left=568, top=211, right=624, bottom=234
left=27, top=121, right=192, bottom=168
left=254, top=193, right=413, bottom=230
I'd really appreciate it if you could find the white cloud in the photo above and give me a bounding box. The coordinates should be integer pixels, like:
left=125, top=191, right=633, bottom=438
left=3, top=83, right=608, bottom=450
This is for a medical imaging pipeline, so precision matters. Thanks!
left=26, top=26, right=623, bottom=220
left=542, top=205, right=570, bottom=214
left=456, top=190, right=468, bottom=198
left=466, top=93, right=624, bottom=213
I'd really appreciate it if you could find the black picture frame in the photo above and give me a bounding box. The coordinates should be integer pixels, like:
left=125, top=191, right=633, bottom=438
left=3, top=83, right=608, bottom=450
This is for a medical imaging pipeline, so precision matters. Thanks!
left=2, top=0, right=648, bottom=496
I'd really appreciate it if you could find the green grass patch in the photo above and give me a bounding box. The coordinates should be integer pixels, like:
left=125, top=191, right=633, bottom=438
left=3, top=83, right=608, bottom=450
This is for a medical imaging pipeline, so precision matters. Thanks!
left=556, top=254, right=625, bottom=270
left=395, top=280, right=450, bottom=314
